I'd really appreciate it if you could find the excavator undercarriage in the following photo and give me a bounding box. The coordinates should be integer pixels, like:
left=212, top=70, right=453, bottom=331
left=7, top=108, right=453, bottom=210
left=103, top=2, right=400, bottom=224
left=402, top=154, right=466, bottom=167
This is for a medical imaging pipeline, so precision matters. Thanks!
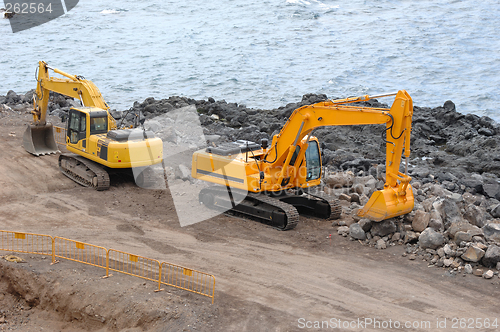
left=59, top=154, right=110, bottom=190
left=199, top=186, right=341, bottom=230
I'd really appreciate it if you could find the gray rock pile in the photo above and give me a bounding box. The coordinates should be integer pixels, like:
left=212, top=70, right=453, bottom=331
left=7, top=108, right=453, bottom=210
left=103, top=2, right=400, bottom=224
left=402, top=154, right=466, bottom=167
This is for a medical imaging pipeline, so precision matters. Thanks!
left=0, top=89, right=82, bottom=119
left=333, top=169, right=500, bottom=278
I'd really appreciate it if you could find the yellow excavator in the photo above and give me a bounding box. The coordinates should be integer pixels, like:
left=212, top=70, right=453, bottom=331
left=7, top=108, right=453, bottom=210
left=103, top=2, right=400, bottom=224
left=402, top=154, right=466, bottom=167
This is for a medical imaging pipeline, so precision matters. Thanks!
left=23, top=61, right=163, bottom=190
left=192, top=91, right=414, bottom=230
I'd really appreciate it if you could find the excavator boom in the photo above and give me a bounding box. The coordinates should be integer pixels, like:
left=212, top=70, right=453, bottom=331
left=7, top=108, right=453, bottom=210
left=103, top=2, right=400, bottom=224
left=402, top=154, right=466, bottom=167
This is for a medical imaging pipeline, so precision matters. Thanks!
left=23, top=61, right=115, bottom=156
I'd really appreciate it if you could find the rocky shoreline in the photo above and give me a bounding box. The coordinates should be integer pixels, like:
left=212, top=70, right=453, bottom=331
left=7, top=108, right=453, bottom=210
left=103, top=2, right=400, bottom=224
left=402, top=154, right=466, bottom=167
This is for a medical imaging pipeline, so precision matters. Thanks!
left=2, top=89, right=500, bottom=279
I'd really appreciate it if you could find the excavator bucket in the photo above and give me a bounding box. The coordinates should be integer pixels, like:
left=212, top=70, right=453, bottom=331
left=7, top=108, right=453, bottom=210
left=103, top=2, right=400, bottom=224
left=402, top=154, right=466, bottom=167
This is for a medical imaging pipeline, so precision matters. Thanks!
left=22, top=124, right=59, bottom=156
left=357, top=184, right=414, bottom=221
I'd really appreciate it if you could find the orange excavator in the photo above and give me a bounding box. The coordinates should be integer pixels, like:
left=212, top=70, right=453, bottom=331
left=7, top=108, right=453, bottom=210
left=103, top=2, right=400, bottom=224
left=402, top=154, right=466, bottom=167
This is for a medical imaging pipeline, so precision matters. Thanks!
left=191, top=91, right=414, bottom=230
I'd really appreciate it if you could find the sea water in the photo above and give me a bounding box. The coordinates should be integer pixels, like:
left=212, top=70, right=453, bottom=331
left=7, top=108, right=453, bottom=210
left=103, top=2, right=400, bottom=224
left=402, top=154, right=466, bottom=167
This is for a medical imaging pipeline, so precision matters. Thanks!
left=1, top=0, right=499, bottom=121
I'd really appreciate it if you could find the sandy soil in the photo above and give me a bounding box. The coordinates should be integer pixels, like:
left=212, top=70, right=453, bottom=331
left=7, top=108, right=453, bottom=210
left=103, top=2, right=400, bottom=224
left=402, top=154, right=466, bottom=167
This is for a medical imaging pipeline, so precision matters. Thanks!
left=1, top=112, right=500, bottom=331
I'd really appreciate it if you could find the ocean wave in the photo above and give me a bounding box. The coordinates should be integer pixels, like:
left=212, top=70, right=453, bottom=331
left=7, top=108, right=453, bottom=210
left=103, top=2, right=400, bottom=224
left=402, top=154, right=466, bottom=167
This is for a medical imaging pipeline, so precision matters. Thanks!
left=100, top=9, right=127, bottom=15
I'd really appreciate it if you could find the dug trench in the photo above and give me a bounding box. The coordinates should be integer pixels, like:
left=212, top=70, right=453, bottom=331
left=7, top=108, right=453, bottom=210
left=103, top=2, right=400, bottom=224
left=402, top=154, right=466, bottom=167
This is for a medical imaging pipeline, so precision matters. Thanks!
left=1, top=91, right=500, bottom=331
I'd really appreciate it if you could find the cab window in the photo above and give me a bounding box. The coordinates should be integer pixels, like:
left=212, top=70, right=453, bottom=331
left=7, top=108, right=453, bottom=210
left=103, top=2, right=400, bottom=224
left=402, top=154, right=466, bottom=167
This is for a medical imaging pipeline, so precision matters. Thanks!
left=305, top=141, right=321, bottom=180
left=90, top=116, right=108, bottom=134
left=68, top=110, right=86, bottom=144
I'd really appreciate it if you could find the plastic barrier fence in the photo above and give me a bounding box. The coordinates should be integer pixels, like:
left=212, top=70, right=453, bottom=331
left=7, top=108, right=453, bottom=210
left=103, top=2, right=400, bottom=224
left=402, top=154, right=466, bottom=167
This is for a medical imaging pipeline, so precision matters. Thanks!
left=0, top=230, right=215, bottom=303
left=53, top=236, right=108, bottom=269
left=107, top=249, right=161, bottom=285
left=0, top=230, right=53, bottom=256
left=161, top=262, right=216, bottom=302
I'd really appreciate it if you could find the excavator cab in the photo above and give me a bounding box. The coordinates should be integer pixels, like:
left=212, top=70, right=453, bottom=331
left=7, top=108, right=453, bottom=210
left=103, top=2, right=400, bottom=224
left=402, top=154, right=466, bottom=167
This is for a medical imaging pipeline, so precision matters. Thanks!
left=22, top=123, right=59, bottom=156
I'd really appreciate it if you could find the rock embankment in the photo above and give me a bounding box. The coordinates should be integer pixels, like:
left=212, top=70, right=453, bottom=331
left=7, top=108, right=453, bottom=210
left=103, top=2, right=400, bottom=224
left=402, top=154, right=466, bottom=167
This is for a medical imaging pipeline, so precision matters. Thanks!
left=2, top=89, right=500, bottom=278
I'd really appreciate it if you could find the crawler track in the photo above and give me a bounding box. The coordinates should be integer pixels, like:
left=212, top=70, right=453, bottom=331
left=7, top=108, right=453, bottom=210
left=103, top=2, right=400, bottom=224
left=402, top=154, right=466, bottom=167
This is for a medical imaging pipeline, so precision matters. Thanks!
left=59, top=154, right=110, bottom=191
left=304, top=191, right=342, bottom=220
left=198, top=186, right=342, bottom=230
left=199, top=186, right=300, bottom=230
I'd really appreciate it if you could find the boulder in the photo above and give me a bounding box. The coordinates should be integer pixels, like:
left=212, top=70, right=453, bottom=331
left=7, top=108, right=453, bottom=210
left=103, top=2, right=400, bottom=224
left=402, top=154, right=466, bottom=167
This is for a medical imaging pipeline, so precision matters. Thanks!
left=464, top=264, right=473, bottom=274
left=350, top=192, right=361, bottom=204
left=421, top=197, right=435, bottom=212
left=418, top=228, right=446, bottom=249
left=349, top=223, right=366, bottom=240
left=358, top=218, right=372, bottom=232
left=411, top=167, right=430, bottom=179
left=482, top=245, right=500, bottom=268
left=338, top=193, right=351, bottom=202
left=443, top=258, right=454, bottom=267
left=453, top=231, right=472, bottom=245
left=483, top=222, right=500, bottom=242
left=463, top=204, right=486, bottom=227
left=441, top=198, right=463, bottom=228
left=375, top=239, right=386, bottom=250
left=443, top=244, right=454, bottom=257
left=370, top=219, right=397, bottom=237
left=483, top=270, right=494, bottom=279
left=491, top=204, right=500, bottom=218
left=429, top=209, right=444, bottom=231
left=174, top=164, right=191, bottom=181
left=447, top=221, right=482, bottom=238
left=404, top=231, right=419, bottom=244
left=483, top=181, right=500, bottom=200
left=460, top=178, right=483, bottom=194
left=324, top=171, right=354, bottom=188
left=337, top=226, right=349, bottom=237
left=412, top=210, right=430, bottom=232
left=461, top=246, right=485, bottom=263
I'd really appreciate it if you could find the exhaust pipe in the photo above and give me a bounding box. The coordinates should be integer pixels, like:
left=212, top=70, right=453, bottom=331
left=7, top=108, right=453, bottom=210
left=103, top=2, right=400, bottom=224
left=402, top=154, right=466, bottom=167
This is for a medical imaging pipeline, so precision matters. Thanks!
left=22, top=123, right=59, bottom=156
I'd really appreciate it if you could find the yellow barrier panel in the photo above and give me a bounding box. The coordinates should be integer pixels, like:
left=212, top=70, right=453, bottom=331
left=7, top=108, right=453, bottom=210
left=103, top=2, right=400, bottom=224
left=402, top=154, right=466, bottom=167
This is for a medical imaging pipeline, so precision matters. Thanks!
left=53, top=126, right=66, bottom=146
left=53, top=237, right=108, bottom=269
left=0, top=230, right=216, bottom=303
left=0, top=230, right=53, bottom=256
left=161, top=262, right=216, bottom=304
left=107, top=249, right=161, bottom=286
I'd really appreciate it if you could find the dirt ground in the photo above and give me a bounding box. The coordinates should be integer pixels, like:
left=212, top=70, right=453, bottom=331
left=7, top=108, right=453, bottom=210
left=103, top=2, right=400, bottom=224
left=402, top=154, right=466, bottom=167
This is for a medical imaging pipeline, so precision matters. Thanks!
left=1, top=112, right=500, bottom=332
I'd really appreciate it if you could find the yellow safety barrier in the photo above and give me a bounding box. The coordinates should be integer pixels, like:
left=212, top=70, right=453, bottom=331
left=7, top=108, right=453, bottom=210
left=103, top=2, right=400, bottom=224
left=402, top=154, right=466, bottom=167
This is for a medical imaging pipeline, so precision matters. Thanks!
left=0, top=230, right=215, bottom=303
left=161, top=262, right=216, bottom=304
left=53, top=126, right=66, bottom=146
left=0, top=230, right=53, bottom=256
left=53, top=236, right=108, bottom=269
left=107, top=249, right=161, bottom=286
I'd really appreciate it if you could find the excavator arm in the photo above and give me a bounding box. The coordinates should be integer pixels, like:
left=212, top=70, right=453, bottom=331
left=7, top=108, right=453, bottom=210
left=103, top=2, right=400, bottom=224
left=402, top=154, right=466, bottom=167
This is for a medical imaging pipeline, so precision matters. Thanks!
left=23, top=61, right=116, bottom=155
left=32, top=61, right=115, bottom=128
left=264, top=90, right=414, bottom=221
